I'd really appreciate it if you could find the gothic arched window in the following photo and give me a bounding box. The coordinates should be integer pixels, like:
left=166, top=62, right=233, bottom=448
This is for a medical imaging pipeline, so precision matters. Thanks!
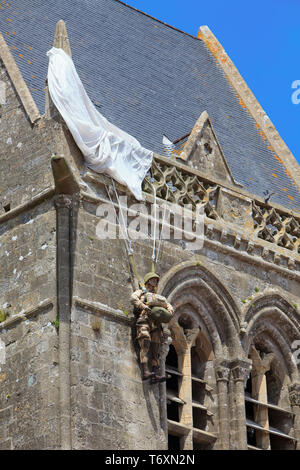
left=166, top=321, right=217, bottom=450
left=245, top=345, right=297, bottom=450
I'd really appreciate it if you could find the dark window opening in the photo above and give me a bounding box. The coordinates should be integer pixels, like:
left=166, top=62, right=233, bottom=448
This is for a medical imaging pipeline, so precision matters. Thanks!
left=167, top=373, right=179, bottom=394
left=247, top=426, right=257, bottom=447
left=166, top=344, right=178, bottom=369
left=192, top=381, right=206, bottom=405
left=270, top=434, right=295, bottom=450
left=167, top=401, right=180, bottom=422
left=4, top=203, right=10, bottom=212
left=245, top=377, right=252, bottom=395
left=191, top=346, right=205, bottom=380
left=166, top=344, right=179, bottom=394
left=266, top=370, right=281, bottom=406
left=168, top=434, right=181, bottom=450
left=193, top=440, right=213, bottom=450
left=268, top=408, right=293, bottom=436
left=245, top=401, right=255, bottom=421
left=192, top=407, right=208, bottom=431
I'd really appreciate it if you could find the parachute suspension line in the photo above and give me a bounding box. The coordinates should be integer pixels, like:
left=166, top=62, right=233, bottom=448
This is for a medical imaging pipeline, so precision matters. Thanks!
left=147, top=170, right=170, bottom=273
left=104, top=181, right=130, bottom=255
left=105, top=179, right=143, bottom=287
left=111, top=178, right=133, bottom=254
left=154, top=183, right=170, bottom=269
left=151, top=183, right=157, bottom=273
left=128, top=253, right=143, bottom=287
left=145, top=169, right=158, bottom=273
left=105, top=170, right=169, bottom=284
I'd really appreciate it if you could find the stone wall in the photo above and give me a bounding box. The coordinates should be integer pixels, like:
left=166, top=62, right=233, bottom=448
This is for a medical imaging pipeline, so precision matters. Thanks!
left=0, top=54, right=63, bottom=450
left=70, top=205, right=166, bottom=449
left=0, top=202, right=59, bottom=449
left=0, top=49, right=299, bottom=449
left=0, top=303, right=59, bottom=449
left=0, top=60, right=55, bottom=213
left=68, top=189, right=300, bottom=449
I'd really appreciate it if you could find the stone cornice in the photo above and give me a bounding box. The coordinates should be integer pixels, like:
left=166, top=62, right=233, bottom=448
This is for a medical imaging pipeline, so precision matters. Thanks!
left=79, top=178, right=300, bottom=279
left=0, top=187, right=55, bottom=225
left=0, top=300, right=54, bottom=331
left=73, top=297, right=134, bottom=326
left=204, top=233, right=300, bottom=281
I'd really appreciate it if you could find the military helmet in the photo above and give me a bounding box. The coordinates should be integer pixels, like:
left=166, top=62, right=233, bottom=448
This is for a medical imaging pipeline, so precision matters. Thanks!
left=144, top=272, right=160, bottom=285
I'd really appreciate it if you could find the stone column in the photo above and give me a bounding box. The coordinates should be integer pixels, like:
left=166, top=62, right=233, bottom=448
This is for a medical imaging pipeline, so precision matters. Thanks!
left=251, top=372, right=270, bottom=449
left=289, top=382, right=300, bottom=449
left=177, top=345, right=193, bottom=449
left=230, top=359, right=252, bottom=450
left=54, top=194, right=72, bottom=450
left=215, top=360, right=231, bottom=449
left=249, top=346, right=274, bottom=449
left=159, top=339, right=171, bottom=449
left=177, top=328, right=199, bottom=450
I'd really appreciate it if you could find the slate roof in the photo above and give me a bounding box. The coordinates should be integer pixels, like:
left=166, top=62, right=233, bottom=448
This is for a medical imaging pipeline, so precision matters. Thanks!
left=1, top=0, right=300, bottom=211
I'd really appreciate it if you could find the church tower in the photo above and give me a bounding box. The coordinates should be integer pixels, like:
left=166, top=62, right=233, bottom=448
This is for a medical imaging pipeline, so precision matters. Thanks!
left=0, top=0, right=300, bottom=450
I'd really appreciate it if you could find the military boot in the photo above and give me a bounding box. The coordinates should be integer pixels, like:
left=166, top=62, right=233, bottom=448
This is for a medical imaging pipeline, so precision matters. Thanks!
left=141, top=363, right=155, bottom=381
left=151, top=366, right=167, bottom=383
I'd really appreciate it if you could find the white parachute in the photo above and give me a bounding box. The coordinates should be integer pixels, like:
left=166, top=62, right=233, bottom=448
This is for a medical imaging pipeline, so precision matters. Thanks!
left=47, top=47, right=153, bottom=201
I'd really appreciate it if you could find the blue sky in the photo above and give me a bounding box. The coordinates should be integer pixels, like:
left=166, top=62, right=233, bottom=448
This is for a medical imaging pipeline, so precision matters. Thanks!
left=125, top=0, right=300, bottom=164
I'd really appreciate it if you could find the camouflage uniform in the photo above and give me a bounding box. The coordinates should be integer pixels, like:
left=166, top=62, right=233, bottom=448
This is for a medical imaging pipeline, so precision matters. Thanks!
left=131, top=288, right=173, bottom=368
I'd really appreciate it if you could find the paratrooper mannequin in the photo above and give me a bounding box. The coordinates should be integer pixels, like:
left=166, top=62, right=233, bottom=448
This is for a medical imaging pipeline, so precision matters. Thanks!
left=131, top=272, right=174, bottom=383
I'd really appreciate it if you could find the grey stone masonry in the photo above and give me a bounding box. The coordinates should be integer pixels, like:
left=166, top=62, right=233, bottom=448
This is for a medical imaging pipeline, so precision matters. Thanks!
left=0, top=14, right=300, bottom=450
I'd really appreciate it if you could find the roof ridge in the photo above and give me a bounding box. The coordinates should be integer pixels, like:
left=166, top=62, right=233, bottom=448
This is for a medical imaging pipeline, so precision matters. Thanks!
left=198, top=26, right=300, bottom=195
left=0, top=32, right=40, bottom=124
left=114, top=0, right=200, bottom=41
